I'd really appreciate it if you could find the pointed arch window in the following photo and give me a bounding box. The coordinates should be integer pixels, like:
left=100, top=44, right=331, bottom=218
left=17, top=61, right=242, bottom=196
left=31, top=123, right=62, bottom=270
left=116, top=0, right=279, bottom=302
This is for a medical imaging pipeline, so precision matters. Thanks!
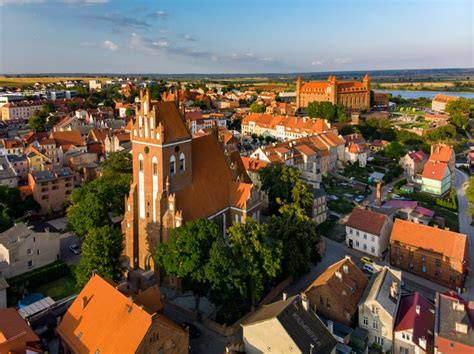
left=170, top=155, right=176, bottom=176
left=179, top=153, right=185, bottom=172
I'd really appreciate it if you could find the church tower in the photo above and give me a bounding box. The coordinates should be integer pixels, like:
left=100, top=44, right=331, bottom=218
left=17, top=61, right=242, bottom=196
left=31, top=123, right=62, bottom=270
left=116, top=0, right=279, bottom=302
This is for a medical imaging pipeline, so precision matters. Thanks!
left=122, top=89, right=192, bottom=272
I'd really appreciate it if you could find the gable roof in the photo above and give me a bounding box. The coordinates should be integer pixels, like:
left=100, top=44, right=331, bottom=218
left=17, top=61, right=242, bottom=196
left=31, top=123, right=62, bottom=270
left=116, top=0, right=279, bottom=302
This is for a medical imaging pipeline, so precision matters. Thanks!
left=390, top=219, right=468, bottom=261
left=395, top=293, right=434, bottom=353
left=152, top=101, right=191, bottom=143
left=346, top=208, right=389, bottom=236
left=429, top=144, right=454, bottom=164
left=50, top=131, right=84, bottom=147
left=306, top=257, right=368, bottom=318
left=57, top=274, right=184, bottom=354
left=175, top=134, right=255, bottom=221
left=433, top=94, right=459, bottom=104
left=407, top=150, right=426, bottom=163
left=0, top=308, right=41, bottom=354
left=243, top=295, right=337, bottom=353
left=421, top=161, right=449, bottom=181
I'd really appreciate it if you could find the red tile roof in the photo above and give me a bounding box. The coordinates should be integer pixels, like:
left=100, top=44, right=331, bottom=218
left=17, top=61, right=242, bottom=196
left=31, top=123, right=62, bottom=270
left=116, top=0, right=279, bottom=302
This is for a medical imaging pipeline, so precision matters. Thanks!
left=50, top=131, right=84, bottom=147
left=0, top=308, right=41, bottom=354
left=429, top=144, right=454, bottom=164
left=390, top=219, right=468, bottom=261
left=395, top=293, right=434, bottom=353
left=433, top=94, right=459, bottom=104
left=346, top=208, right=388, bottom=236
left=421, top=161, right=449, bottom=181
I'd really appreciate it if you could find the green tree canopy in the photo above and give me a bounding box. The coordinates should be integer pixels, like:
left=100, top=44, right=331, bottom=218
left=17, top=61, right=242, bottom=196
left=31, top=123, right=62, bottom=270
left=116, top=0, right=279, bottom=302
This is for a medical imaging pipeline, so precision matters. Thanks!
left=446, top=97, right=471, bottom=115
left=29, top=103, right=55, bottom=132
left=206, top=219, right=281, bottom=307
left=0, top=186, right=40, bottom=232
left=75, top=225, right=124, bottom=288
left=384, top=141, right=406, bottom=159
left=101, top=151, right=133, bottom=175
left=260, top=164, right=313, bottom=215
left=154, top=219, right=221, bottom=311
left=268, top=204, right=320, bottom=277
left=250, top=102, right=266, bottom=113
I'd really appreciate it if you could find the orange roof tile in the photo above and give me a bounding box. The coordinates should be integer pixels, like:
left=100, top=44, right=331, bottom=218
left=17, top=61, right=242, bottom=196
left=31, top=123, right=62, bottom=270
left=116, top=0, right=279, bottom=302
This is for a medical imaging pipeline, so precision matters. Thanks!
left=429, top=144, right=454, bottom=163
left=50, top=131, right=84, bottom=147
left=241, top=156, right=269, bottom=172
left=57, top=274, right=185, bottom=354
left=390, top=219, right=468, bottom=261
left=433, top=94, right=459, bottom=104
left=152, top=101, right=191, bottom=143
left=421, top=161, right=449, bottom=181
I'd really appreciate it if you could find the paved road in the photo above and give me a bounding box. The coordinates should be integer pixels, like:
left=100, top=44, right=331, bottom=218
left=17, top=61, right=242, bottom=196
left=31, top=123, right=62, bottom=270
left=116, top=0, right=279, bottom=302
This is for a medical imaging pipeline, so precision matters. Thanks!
left=59, top=232, right=81, bottom=265
left=453, top=169, right=474, bottom=300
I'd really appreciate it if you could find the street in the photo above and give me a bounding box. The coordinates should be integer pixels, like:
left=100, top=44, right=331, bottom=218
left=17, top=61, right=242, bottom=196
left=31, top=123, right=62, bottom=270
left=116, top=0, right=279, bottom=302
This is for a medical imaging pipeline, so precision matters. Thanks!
left=453, top=169, right=474, bottom=300
left=59, top=232, right=81, bottom=265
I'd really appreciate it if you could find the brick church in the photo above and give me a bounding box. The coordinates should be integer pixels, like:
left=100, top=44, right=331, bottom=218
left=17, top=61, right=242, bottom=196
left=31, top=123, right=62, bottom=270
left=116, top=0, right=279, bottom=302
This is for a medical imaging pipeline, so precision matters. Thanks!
left=296, top=74, right=371, bottom=111
left=122, top=90, right=262, bottom=285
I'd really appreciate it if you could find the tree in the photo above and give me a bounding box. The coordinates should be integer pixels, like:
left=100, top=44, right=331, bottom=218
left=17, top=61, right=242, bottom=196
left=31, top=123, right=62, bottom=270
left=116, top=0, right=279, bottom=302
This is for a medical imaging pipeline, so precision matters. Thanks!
left=67, top=102, right=78, bottom=112
left=28, top=103, right=55, bottom=132
left=384, top=141, right=406, bottom=159
left=154, top=219, right=221, bottom=311
left=250, top=102, right=265, bottom=113
left=76, top=225, right=123, bottom=288
left=125, top=107, right=134, bottom=117
left=101, top=151, right=132, bottom=175
left=260, top=164, right=313, bottom=215
left=446, top=97, right=471, bottom=115
left=206, top=219, right=281, bottom=308
left=450, top=112, right=469, bottom=130
left=268, top=204, right=320, bottom=277
left=0, top=186, right=40, bottom=232
left=466, top=176, right=474, bottom=214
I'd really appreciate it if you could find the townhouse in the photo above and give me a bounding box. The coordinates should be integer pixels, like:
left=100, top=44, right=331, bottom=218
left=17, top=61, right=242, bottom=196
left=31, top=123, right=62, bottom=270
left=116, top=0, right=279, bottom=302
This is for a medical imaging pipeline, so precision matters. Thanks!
left=28, top=168, right=75, bottom=212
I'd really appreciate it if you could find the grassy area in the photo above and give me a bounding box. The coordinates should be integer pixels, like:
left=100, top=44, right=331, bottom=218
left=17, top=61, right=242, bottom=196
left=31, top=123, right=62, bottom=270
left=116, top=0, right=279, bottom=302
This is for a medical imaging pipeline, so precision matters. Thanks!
left=328, top=199, right=354, bottom=214
left=419, top=202, right=460, bottom=232
left=31, top=273, right=78, bottom=301
left=0, top=76, right=110, bottom=87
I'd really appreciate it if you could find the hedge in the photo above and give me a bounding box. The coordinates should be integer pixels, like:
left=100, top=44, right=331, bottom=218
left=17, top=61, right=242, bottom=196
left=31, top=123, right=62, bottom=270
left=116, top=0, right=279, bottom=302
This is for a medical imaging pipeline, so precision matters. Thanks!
left=7, top=260, right=71, bottom=293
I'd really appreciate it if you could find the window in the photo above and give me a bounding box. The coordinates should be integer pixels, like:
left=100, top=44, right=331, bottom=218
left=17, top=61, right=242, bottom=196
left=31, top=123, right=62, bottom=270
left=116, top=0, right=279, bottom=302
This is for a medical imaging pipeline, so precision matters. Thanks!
left=402, top=332, right=411, bottom=341
left=422, top=265, right=427, bottom=273
left=436, top=259, right=441, bottom=267
left=363, top=244, right=367, bottom=250
left=152, top=161, right=158, bottom=175
left=363, top=234, right=367, bottom=240
left=422, top=255, right=426, bottom=262
left=356, top=241, right=359, bottom=247
left=179, top=153, right=185, bottom=172
left=371, top=306, right=379, bottom=315
left=26, top=248, right=32, bottom=255
left=375, top=336, right=383, bottom=346
left=27, top=260, right=33, bottom=268
left=139, top=159, right=144, bottom=172
left=170, top=155, right=176, bottom=176
left=349, top=228, right=353, bottom=235
left=363, top=316, right=368, bottom=326
left=373, top=319, right=379, bottom=330
left=37, top=249, right=40, bottom=255
left=371, top=236, right=375, bottom=242
left=400, top=347, right=409, bottom=354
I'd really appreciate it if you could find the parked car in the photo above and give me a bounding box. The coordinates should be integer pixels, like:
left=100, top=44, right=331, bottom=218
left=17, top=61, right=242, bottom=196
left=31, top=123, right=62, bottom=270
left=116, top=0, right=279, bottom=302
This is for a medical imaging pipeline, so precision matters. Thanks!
left=354, top=195, right=365, bottom=203
left=360, top=256, right=373, bottom=265
left=386, top=187, right=393, bottom=193
left=363, top=264, right=376, bottom=274
left=181, top=322, right=201, bottom=339
left=328, top=195, right=339, bottom=201
left=69, top=244, right=81, bottom=255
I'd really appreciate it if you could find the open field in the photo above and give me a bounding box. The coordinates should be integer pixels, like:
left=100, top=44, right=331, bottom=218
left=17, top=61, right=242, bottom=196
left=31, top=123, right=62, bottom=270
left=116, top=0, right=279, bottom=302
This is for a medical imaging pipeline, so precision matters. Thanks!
left=0, top=76, right=110, bottom=87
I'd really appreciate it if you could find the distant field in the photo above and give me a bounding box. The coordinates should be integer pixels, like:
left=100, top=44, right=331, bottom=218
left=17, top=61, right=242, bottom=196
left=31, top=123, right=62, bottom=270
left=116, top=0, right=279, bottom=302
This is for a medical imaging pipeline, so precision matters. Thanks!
left=0, top=76, right=110, bottom=87
left=376, top=81, right=473, bottom=88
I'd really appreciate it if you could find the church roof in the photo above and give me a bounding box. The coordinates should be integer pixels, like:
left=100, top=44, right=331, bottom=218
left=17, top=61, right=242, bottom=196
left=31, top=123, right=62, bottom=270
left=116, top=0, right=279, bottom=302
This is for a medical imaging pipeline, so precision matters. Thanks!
left=153, top=101, right=191, bottom=143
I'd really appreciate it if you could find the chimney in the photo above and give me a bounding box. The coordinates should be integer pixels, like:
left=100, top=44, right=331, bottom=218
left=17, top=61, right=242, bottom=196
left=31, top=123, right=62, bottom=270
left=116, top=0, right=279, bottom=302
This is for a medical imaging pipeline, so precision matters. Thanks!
left=82, top=296, right=88, bottom=309
left=433, top=224, right=439, bottom=228
left=375, top=182, right=382, bottom=207
left=301, top=294, right=309, bottom=311
left=416, top=305, right=421, bottom=315
left=282, top=292, right=288, bottom=301
left=445, top=227, right=450, bottom=231
left=390, top=281, right=398, bottom=299
left=327, top=320, right=334, bottom=334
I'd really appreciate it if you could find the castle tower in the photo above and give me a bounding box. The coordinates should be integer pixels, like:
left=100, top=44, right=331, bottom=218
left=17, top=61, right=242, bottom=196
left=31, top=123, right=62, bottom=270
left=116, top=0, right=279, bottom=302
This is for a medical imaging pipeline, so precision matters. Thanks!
left=363, top=73, right=371, bottom=109
left=123, top=89, right=193, bottom=271
left=328, top=75, right=337, bottom=105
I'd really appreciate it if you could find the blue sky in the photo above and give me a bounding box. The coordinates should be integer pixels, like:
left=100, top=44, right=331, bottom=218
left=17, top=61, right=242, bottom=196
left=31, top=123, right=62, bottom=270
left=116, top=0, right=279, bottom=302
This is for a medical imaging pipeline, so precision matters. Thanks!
left=0, top=0, right=472, bottom=74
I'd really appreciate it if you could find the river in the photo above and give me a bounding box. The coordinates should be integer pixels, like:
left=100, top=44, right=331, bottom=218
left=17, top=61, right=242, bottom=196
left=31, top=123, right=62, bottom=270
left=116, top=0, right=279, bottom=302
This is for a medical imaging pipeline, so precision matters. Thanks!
left=374, top=89, right=474, bottom=99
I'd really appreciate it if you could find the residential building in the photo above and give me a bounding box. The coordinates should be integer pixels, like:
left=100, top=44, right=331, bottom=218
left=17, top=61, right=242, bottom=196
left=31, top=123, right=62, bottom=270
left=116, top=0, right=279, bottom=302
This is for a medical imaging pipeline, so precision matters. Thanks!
left=394, top=292, right=435, bottom=354
left=0, top=155, right=18, bottom=187
left=241, top=156, right=269, bottom=207
left=358, top=266, right=402, bottom=353
left=312, top=188, right=328, bottom=225
left=104, top=131, right=131, bottom=156
left=122, top=90, right=261, bottom=285
left=431, top=94, right=459, bottom=113
left=1, top=100, right=44, bottom=121
left=1, top=138, right=23, bottom=155
left=185, top=111, right=227, bottom=134
left=296, top=74, right=370, bottom=111
left=434, top=291, right=474, bottom=353
left=89, top=79, right=103, bottom=90
left=305, top=256, right=368, bottom=326
left=0, top=223, right=60, bottom=278
left=241, top=294, right=337, bottom=354
left=57, top=274, right=188, bottom=354
left=400, top=150, right=427, bottom=177
left=346, top=208, right=393, bottom=258
left=241, top=112, right=338, bottom=140
left=345, top=142, right=369, bottom=167
left=25, top=146, right=52, bottom=172
left=420, top=144, right=455, bottom=196
left=7, top=154, right=29, bottom=181
left=28, top=168, right=75, bottom=212
left=390, top=219, right=468, bottom=290
left=0, top=308, right=42, bottom=354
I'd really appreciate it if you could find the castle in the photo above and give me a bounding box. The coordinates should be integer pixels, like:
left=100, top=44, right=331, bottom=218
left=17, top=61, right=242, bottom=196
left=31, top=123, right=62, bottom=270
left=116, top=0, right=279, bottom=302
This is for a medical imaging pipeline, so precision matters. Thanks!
left=121, top=90, right=261, bottom=285
left=296, top=74, right=371, bottom=111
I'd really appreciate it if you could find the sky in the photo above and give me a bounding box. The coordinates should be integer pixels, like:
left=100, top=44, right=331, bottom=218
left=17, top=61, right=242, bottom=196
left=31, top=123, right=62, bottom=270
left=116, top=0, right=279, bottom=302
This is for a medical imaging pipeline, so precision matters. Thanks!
left=0, top=0, right=472, bottom=74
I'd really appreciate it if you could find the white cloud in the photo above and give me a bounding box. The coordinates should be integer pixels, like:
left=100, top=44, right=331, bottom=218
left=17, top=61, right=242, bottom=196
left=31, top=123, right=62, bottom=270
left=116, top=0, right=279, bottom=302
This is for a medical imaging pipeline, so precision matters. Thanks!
left=0, top=0, right=44, bottom=5
left=311, top=60, right=325, bottom=66
left=155, top=10, right=168, bottom=18
left=103, top=40, right=118, bottom=51
left=334, top=57, right=352, bottom=65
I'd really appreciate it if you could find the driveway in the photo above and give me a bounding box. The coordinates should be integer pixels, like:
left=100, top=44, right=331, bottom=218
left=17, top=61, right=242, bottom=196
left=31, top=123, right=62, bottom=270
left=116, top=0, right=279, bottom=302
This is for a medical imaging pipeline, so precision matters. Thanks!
left=59, top=232, right=81, bottom=265
left=453, top=169, right=474, bottom=299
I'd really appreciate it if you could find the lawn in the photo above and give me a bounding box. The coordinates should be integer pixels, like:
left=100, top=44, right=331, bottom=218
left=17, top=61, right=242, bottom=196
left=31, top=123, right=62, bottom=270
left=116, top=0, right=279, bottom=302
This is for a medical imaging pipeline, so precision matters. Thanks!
left=418, top=202, right=460, bottom=232
left=0, top=76, right=109, bottom=87
left=32, top=273, right=78, bottom=301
